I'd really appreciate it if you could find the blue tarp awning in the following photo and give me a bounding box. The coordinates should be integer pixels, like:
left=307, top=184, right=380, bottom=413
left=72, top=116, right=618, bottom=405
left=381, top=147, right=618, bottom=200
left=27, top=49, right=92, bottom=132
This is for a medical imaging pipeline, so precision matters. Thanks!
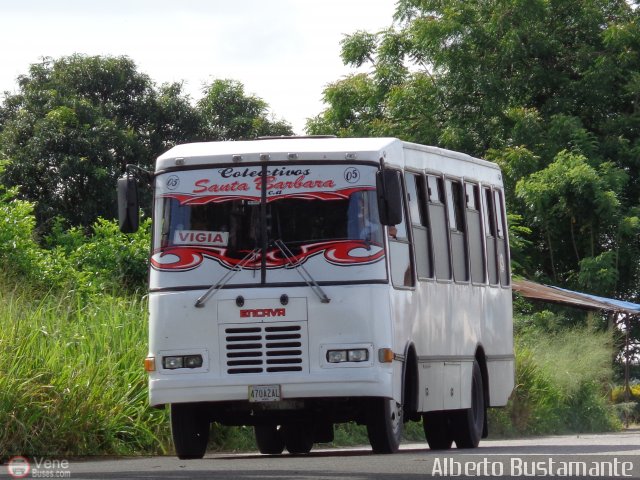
left=512, top=279, right=640, bottom=315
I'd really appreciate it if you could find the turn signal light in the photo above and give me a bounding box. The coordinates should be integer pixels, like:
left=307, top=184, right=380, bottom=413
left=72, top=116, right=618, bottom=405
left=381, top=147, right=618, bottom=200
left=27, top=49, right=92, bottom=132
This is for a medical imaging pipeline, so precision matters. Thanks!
left=378, top=348, right=394, bottom=363
left=144, top=357, right=156, bottom=372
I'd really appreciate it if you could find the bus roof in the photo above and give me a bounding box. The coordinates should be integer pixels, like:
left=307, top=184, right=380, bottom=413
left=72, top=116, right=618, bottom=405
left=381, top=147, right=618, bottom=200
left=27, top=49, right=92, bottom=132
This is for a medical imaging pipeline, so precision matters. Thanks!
left=155, top=137, right=500, bottom=177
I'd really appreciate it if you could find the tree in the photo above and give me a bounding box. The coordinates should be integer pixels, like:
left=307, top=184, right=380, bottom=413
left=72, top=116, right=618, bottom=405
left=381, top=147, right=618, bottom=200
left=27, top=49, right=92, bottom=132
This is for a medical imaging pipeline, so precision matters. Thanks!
left=198, top=79, right=292, bottom=140
left=515, top=150, right=629, bottom=293
left=0, top=55, right=200, bottom=229
left=0, top=56, right=293, bottom=231
left=308, top=0, right=640, bottom=300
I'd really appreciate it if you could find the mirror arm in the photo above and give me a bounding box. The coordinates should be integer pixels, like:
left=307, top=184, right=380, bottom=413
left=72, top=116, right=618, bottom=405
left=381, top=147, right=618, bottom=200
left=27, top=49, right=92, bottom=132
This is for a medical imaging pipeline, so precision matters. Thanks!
left=379, top=157, right=386, bottom=194
left=124, top=164, right=154, bottom=186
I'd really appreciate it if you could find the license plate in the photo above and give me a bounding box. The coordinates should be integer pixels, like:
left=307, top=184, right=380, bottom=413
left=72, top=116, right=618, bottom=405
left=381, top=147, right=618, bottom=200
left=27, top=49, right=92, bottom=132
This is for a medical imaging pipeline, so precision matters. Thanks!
left=248, top=384, right=281, bottom=402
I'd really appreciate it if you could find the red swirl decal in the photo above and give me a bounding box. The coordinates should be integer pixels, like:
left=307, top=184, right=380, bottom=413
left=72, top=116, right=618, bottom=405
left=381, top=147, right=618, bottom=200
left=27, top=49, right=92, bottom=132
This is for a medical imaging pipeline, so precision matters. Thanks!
left=160, top=186, right=375, bottom=206
left=265, top=186, right=375, bottom=203
left=160, top=193, right=260, bottom=205
left=151, top=240, right=384, bottom=272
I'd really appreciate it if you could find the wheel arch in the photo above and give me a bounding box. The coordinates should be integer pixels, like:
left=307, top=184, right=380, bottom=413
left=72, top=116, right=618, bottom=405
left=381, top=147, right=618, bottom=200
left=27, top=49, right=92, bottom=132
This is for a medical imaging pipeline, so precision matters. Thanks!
left=474, top=344, right=490, bottom=438
left=401, top=342, right=420, bottom=421
left=474, top=344, right=490, bottom=407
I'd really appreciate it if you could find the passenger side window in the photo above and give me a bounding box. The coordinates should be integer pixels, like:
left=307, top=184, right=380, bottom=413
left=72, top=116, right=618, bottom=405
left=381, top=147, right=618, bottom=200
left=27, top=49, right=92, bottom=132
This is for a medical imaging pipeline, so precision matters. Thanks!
left=483, top=187, right=499, bottom=285
left=446, top=180, right=465, bottom=233
left=426, top=175, right=451, bottom=280
left=405, top=172, right=433, bottom=280
left=388, top=175, right=414, bottom=288
left=465, top=183, right=486, bottom=284
left=494, top=190, right=510, bottom=286
left=445, top=179, right=469, bottom=282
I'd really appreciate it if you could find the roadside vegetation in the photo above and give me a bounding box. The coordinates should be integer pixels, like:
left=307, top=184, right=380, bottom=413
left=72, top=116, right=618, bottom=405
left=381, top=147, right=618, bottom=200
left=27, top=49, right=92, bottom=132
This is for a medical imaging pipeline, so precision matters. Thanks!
left=0, top=191, right=623, bottom=455
left=489, top=308, right=621, bottom=437
left=0, top=285, right=169, bottom=456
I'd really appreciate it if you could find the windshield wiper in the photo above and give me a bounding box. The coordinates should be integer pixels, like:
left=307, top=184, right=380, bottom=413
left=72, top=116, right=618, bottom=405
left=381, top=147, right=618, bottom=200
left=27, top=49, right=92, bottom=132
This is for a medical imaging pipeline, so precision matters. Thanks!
left=194, top=248, right=260, bottom=308
left=273, top=239, right=331, bottom=304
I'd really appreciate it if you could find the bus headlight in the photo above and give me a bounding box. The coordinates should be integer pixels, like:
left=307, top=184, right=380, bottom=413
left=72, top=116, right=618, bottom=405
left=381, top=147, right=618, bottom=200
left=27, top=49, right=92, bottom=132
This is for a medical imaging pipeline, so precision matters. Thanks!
left=326, top=350, right=348, bottom=363
left=326, top=349, right=369, bottom=363
left=347, top=349, right=369, bottom=362
left=163, top=356, right=183, bottom=369
left=184, top=355, right=203, bottom=368
left=162, top=355, right=203, bottom=369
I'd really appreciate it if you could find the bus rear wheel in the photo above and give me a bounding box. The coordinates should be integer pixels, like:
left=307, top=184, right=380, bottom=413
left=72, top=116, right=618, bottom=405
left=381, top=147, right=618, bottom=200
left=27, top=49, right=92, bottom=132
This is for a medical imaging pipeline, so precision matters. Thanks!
left=366, top=397, right=403, bottom=453
left=254, top=424, right=285, bottom=454
left=170, top=403, right=210, bottom=459
left=452, top=360, right=485, bottom=449
left=281, top=423, right=314, bottom=454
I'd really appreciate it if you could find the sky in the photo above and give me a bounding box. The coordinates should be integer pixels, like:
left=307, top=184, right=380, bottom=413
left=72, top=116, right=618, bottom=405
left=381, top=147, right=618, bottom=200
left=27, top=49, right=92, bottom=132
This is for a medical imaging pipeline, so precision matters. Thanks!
left=0, top=0, right=398, bottom=134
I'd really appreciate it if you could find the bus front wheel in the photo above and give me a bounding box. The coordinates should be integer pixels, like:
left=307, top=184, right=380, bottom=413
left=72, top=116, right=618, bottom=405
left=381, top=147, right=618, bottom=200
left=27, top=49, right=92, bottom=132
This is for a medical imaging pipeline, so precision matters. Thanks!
left=170, top=403, right=210, bottom=459
left=366, top=397, right=403, bottom=453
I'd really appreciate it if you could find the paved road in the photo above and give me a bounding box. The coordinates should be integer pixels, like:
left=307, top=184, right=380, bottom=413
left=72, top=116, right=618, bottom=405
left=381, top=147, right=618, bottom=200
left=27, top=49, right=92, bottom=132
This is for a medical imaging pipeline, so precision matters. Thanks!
left=3, top=431, right=640, bottom=479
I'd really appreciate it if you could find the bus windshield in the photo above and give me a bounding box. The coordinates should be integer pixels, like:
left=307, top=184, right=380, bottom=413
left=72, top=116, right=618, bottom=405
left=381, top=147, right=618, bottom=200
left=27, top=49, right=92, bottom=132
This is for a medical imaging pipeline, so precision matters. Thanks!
left=151, top=164, right=386, bottom=287
left=269, top=190, right=382, bottom=247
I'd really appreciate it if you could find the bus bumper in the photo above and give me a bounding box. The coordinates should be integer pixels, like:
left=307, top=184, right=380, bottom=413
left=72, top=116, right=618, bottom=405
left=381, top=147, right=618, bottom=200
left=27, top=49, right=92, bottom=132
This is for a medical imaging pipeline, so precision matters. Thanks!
left=148, top=368, right=394, bottom=407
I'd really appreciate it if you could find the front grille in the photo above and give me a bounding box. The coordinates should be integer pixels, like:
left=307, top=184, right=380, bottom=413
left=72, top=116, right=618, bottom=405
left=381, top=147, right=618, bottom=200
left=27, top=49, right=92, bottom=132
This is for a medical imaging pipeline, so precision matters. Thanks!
left=221, top=323, right=308, bottom=374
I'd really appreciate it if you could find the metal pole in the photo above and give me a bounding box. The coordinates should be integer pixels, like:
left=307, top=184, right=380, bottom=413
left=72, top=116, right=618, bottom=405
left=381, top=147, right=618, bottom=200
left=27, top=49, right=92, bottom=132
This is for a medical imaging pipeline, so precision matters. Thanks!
left=624, top=314, right=630, bottom=428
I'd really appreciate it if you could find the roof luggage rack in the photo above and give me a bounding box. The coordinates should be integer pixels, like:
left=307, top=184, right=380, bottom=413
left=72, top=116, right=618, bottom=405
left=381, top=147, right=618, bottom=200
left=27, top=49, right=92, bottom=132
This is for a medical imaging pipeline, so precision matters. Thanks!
left=257, top=135, right=337, bottom=140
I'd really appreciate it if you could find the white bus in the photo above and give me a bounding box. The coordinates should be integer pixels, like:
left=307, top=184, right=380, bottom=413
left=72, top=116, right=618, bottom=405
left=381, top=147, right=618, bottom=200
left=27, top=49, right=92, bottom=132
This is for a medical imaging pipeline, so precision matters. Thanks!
left=118, top=137, right=514, bottom=459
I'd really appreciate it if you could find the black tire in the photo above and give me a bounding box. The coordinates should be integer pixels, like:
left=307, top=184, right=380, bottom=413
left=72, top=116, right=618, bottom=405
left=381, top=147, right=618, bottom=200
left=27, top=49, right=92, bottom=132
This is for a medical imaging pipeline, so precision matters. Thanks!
left=254, top=425, right=285, bottom=455
left=423, top=411, right=453, bottom=450
left=452, top=360, right=485, bottom=449
left=366, top=397, right=403, bottom=454
left=281, top=423, right=314, bottom=454
left=170, top=403, right=210, bottom=459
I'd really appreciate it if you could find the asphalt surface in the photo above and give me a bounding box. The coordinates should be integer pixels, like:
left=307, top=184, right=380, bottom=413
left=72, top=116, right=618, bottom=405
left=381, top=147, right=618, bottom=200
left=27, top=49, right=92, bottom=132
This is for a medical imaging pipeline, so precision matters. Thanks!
left=3, top=430, right=640, bottom=479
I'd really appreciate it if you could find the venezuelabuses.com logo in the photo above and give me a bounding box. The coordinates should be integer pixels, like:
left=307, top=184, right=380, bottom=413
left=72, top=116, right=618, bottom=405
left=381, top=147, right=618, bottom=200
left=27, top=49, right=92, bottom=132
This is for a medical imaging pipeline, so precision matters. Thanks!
left=6, top=456, right=71, bottom=478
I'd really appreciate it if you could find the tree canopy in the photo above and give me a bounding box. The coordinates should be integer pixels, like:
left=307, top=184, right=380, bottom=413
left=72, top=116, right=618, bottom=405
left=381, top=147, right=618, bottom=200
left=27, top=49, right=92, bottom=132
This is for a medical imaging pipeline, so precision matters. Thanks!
left=0, top=55, right=292, bottom=230
left=198, top=79, right=292, bottom=140
left=308, top=0, right=640, bottom=301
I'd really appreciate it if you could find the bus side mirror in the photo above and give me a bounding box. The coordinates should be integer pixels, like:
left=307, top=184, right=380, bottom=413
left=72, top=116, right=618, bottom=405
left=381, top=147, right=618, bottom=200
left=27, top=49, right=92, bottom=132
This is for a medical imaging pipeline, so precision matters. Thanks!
left=376, top=169, right=403, bottom=226
left=118, top=175, right=139, bottom=233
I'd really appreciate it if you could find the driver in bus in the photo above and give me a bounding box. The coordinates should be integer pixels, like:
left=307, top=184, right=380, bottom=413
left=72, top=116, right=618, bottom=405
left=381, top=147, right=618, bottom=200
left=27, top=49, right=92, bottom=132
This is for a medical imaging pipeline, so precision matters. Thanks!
left=348, top=191, right=383, bottom=244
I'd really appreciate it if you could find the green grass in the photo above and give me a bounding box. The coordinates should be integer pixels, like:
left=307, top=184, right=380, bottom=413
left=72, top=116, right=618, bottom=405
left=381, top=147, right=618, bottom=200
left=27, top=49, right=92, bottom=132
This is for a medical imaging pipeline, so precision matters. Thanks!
left=488, top=321, right=621, bottom=437
left=0, top=284, right=169, bottom=456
